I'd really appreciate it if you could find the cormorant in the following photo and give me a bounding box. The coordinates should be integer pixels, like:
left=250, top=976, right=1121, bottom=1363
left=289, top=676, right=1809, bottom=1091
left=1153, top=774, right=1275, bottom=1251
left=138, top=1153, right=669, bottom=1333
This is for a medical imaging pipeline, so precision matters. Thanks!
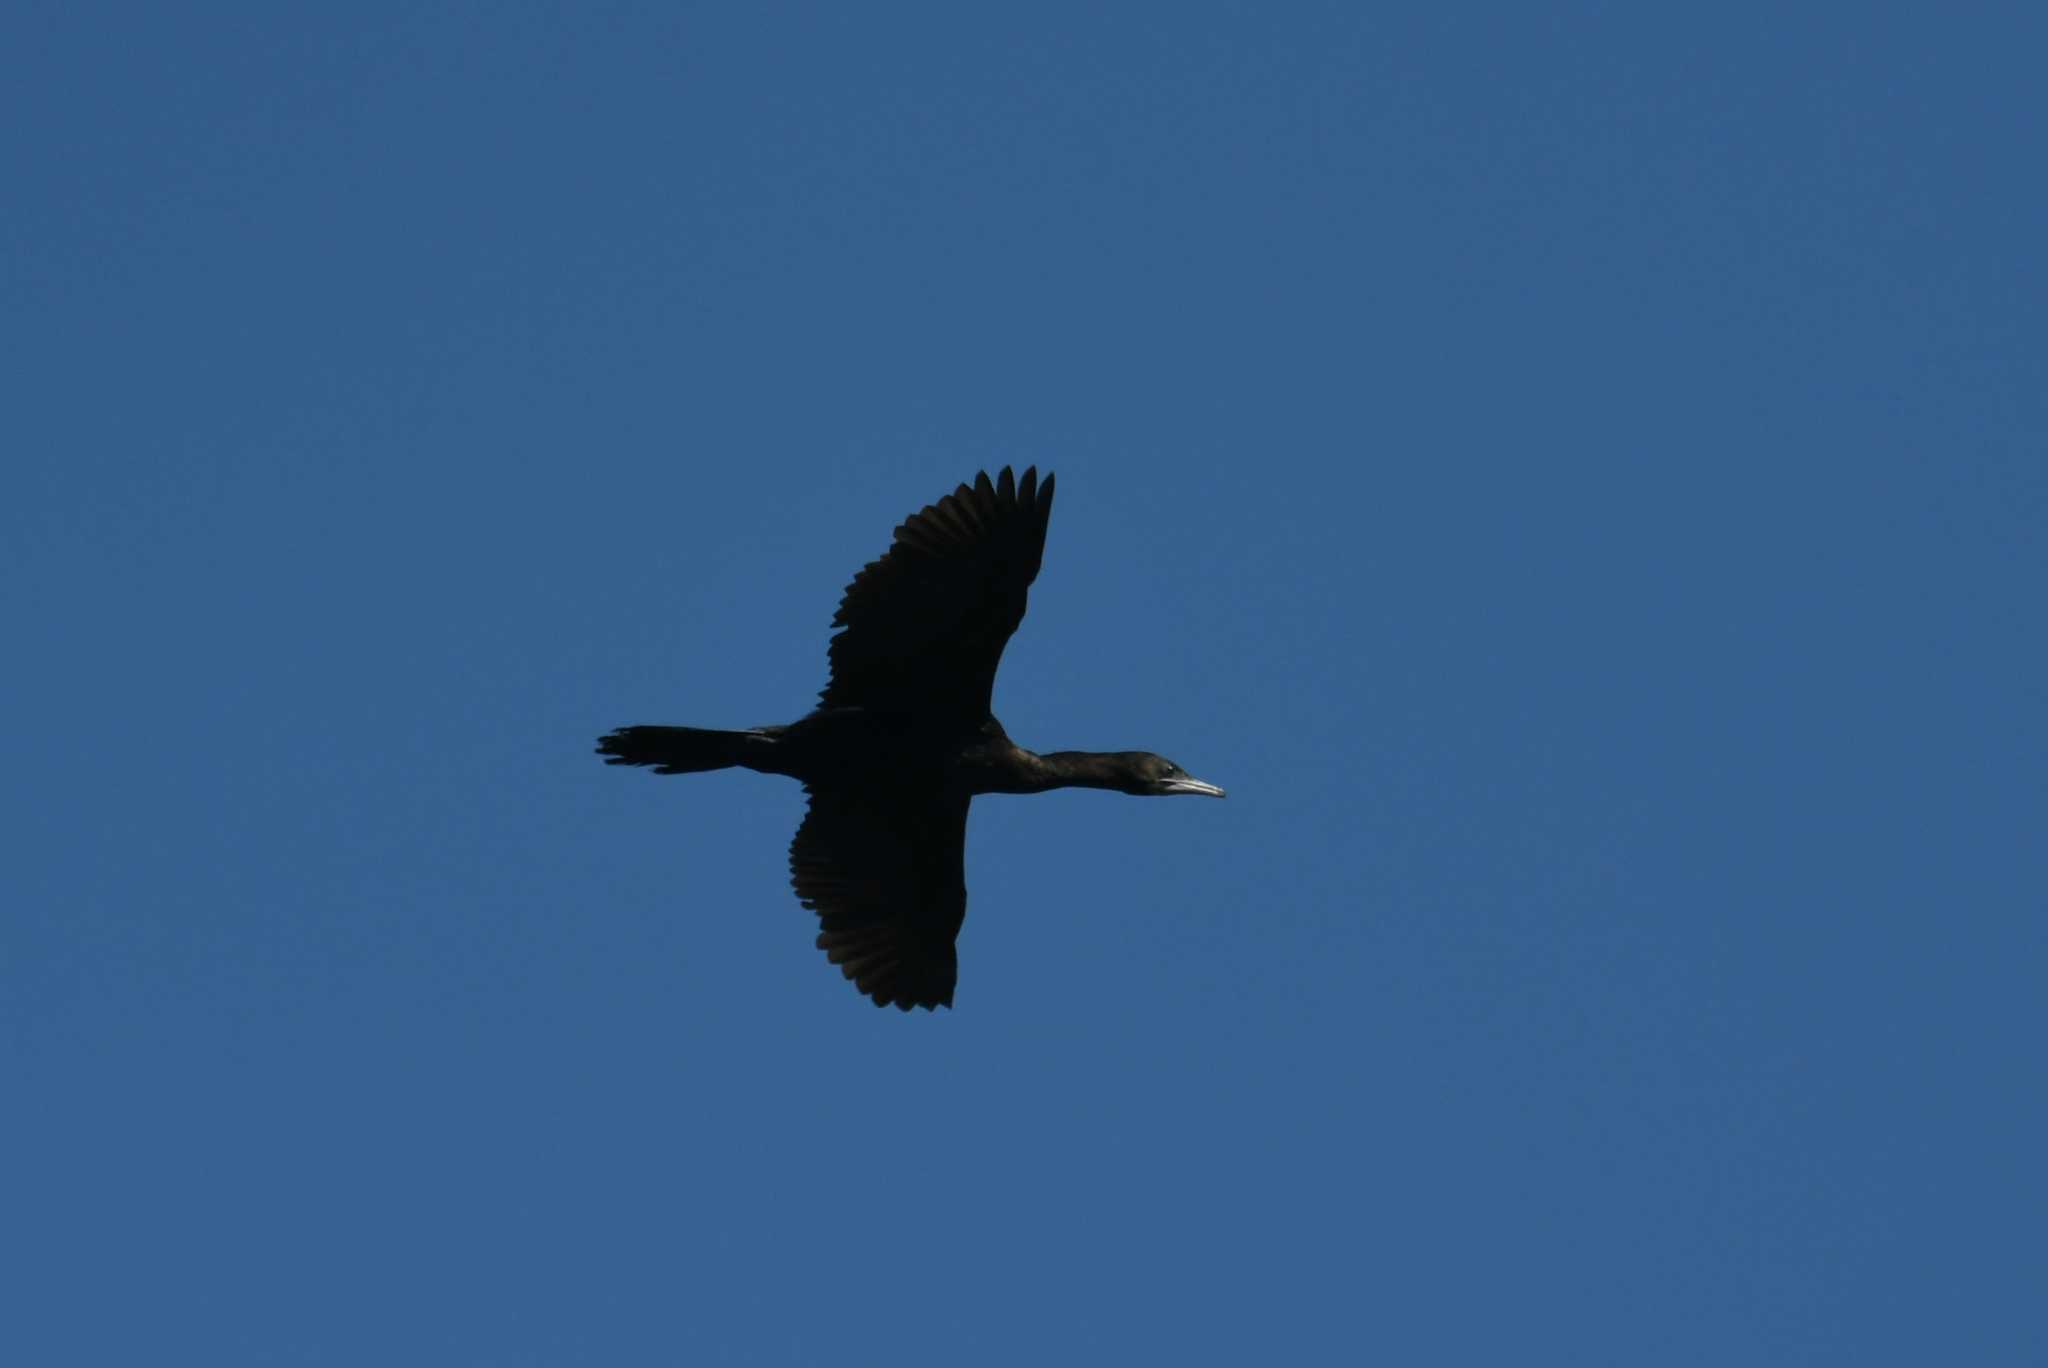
left=597, top=467, right=1223, bottom=1011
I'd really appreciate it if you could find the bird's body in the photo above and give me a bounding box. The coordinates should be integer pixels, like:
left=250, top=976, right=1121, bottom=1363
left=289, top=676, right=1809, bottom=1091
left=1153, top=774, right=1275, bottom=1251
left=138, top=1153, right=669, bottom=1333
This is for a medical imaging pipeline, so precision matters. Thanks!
left=599, top=468, right=1221, bottom=1010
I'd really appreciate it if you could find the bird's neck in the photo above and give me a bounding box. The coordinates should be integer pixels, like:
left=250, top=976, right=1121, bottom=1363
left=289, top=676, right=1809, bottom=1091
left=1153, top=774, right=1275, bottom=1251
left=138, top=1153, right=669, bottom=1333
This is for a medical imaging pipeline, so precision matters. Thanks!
left=1025, top=750, right=1132, bottom=793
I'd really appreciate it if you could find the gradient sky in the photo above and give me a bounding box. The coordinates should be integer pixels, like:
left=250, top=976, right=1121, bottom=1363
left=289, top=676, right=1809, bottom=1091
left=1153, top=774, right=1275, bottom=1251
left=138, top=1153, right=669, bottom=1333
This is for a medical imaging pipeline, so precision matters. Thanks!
left=6, top=5, right=2044, bottom=1364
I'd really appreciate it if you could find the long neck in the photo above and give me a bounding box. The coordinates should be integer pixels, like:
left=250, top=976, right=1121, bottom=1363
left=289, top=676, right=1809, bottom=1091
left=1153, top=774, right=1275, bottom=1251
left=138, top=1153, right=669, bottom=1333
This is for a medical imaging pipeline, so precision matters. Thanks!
left=1026, top=750, right=1132, bottom=793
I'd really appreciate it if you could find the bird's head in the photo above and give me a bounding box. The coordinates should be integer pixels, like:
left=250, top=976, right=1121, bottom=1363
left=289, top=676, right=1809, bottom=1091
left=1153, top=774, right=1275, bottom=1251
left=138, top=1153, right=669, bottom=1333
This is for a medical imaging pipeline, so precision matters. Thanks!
left=1112, top=752, right=1227, bottom=798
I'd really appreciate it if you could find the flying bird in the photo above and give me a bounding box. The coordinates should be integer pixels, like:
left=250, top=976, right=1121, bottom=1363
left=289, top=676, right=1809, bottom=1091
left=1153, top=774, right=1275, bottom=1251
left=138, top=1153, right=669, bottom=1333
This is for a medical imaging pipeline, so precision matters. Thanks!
left=597, top=468, right=1223, bottom=1010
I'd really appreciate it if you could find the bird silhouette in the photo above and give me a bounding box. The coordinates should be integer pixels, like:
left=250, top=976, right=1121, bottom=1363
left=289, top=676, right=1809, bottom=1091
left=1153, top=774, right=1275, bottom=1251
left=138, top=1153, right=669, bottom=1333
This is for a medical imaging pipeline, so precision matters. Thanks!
left=599, top=468, right=1222, bottom=1010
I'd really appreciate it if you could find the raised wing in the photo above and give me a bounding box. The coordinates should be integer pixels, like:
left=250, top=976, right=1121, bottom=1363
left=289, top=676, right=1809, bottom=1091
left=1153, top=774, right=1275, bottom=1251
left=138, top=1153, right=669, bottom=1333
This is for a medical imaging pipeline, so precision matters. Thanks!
left=821, top=466, right=1055, bottom=717
left=789, top=786, right=971, bottom=1011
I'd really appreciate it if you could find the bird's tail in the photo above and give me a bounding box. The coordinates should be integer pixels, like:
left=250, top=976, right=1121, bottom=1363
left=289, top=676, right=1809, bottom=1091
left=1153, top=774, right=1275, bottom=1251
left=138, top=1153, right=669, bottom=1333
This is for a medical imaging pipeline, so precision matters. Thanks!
left=596, top=725, right=780, bottom=775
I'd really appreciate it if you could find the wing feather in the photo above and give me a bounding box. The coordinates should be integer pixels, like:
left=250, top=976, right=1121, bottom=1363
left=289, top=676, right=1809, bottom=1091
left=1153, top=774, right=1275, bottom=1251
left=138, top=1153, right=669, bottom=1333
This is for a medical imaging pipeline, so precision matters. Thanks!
left=789, top=786, right=972, bottom=1011
left=820, top=466, right=1056, bottom=717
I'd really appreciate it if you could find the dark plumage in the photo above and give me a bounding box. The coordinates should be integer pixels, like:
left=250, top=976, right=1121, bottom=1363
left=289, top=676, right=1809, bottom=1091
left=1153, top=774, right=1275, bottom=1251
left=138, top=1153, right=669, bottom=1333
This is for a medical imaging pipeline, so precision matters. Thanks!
left=598, top=468, right=1223, bottom=1010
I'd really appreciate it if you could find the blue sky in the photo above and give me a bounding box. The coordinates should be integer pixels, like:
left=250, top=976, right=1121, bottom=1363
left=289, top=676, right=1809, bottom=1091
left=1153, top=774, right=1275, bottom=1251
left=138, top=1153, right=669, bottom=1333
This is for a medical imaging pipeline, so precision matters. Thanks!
left=5, top=4, right=2043, bottom=1364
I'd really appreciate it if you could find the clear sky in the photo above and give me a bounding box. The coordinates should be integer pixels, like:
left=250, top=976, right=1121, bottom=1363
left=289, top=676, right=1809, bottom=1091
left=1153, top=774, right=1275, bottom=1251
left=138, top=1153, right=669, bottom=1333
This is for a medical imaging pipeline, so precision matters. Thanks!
left=6, top=4, right=2043, bottom=1364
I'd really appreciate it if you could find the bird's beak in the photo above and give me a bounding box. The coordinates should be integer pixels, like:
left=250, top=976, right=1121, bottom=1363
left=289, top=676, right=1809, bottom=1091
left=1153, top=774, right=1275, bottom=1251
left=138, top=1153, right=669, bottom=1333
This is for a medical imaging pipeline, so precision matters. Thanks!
left=1160, top=777, right=1226, bottom=798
